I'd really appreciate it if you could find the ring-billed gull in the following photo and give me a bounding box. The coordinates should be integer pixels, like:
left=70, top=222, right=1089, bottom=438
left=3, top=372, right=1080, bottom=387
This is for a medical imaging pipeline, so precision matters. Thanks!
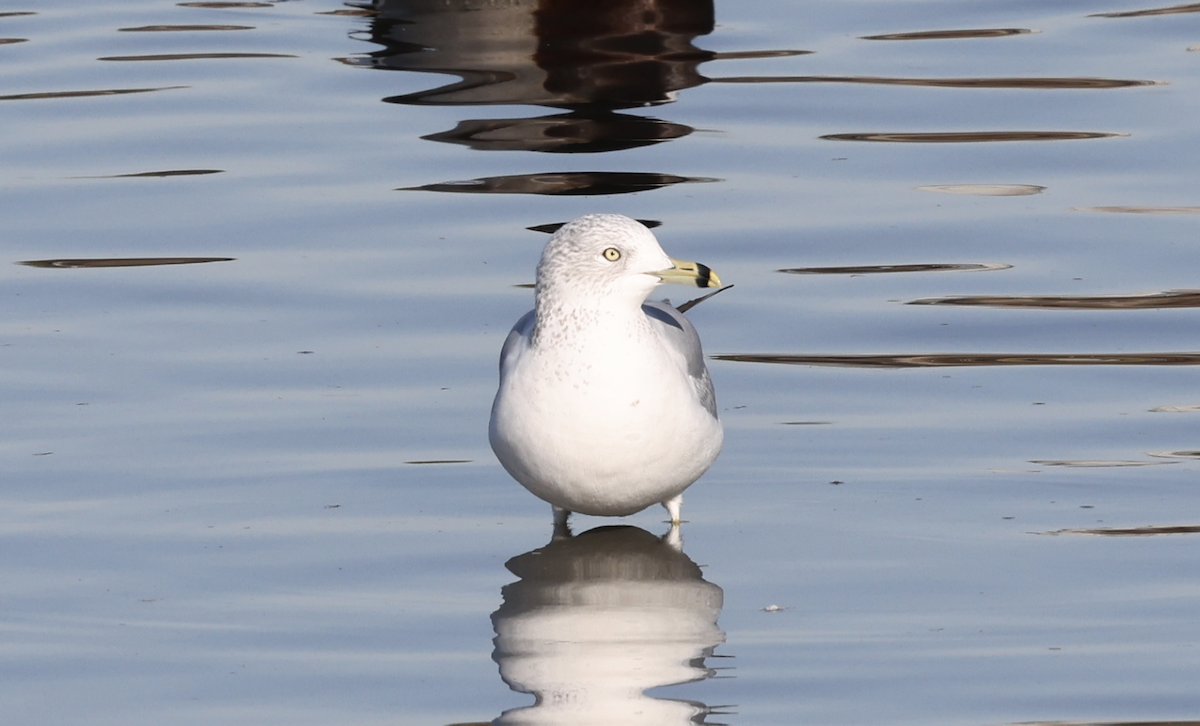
left=489, top=214, right=723, bottom=525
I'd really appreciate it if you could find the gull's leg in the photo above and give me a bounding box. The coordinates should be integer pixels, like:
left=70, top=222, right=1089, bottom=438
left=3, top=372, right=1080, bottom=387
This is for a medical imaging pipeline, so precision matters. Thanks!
left=662, top=521, right=683, bottom=551
left=662, top=494, right=683, bottom=525
left=552, top=505, right=572, bottom=539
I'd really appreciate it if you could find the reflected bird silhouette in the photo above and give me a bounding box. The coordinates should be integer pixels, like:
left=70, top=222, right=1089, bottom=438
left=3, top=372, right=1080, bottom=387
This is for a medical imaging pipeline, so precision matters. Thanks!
left=492, top=525, right=726, bottom=725
left=489, top=214, right=724, bottom=525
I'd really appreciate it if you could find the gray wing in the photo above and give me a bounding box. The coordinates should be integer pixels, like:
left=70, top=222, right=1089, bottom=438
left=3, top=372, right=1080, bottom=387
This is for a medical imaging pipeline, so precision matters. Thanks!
left=643, top=300, right=718, bottom=419
left=498, top=309, right=536, bottom=380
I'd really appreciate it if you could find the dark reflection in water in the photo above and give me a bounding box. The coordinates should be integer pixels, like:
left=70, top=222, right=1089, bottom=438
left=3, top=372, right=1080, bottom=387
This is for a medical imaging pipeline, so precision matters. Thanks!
left=421, top=112, right=694, bottom=153
left=1040, top=525, right=1200, bottom=536
left=491, top=525, right=726, bottom=725
left=0, top=86, right=187, bottom=101
left=1091, top=2, right=1200, bottom=17
left=98, top=53, right=296, bottom=61
left=781, top=262, right=1010, bottom=275
left=861, top=28, right=1035, bottom=40
left=360, top=0, right=717, bottom=108
left=1151, top=449, right=1200, bottom=458
left=717, top=75, right=1158, bottom=89
left=118, top=25, right=254, bottom=31
left=910, top=289, right=1200, bottom=309
left=822, top=131, right=1127, bottom=143
left=715, top=352, right=1200, bottom=368
left=176, top=2, right=274, bottom=8
left=345, top=0, right=804, bottom=154
left=400, top=171, right=717, bottom=196
left=1030, top=459, right=1173, bottom=468
left=529, top=219, right=662, bottom=234
left=19, top=257, right=234, bottom=269
left=73, top=169, right=224, bottom=178
left=0, top=12, right=36, bottom=17
left=0, top=38, right=26, bottom=44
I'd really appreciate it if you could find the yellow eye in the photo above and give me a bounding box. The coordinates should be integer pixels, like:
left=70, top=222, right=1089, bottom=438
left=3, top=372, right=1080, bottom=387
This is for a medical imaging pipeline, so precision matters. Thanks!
left=603, top=247, right=621, bottom=261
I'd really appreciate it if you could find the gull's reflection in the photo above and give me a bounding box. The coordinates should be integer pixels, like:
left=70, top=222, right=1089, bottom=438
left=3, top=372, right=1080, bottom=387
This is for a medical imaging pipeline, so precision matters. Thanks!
left=491, top=525, right=727, bottom=725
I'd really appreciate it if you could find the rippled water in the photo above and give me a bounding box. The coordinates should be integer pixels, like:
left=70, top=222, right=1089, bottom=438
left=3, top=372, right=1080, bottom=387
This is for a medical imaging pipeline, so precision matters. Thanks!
left=3, top=1, right=1200, bottom=724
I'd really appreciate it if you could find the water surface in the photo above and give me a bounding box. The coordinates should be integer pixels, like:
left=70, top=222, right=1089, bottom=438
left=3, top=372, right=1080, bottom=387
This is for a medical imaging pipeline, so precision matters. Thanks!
left=3, top=1, right=1200, bottom=724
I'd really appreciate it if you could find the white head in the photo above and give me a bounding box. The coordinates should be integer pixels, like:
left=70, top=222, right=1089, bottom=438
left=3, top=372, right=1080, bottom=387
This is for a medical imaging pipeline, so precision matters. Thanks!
left=535, top=214, right=675, bottom=311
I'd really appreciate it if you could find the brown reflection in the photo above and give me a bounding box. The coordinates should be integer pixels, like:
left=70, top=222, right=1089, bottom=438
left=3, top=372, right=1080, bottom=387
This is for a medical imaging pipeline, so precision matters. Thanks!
left=19, top=257, right=234, bottom=268
left=99, top=53, right=295, bottom=61
left=1090, top=2, right=1200, bottom=17
left=400, top=171, right=717, bottom=196
left=420, top=112, right=693, bottom=153
left=822, top=131, right=1127, bottom=143
left=359, top=0, right=719, bottom=109
left=713, top=352, right=1200, bottom=368
left=0, top=12, right=36, bottom=17
left=0, top=38, right=27, bottom=45
left=347, top=0, right=803, bottom=154
left=909, top=289, right=1200, bottom=309
left=74, top=169, right=224, bottom=178
left=1075, top=206, right=1200, bottom=214
left=118, top=25, right=254, bottom=31
left=781, top=263, right=1010, bottom=275
left=1041, top=525, right=1200, bottom=536
left=0, top=86, right=187, bottom=101
left=716, top=76, right=1157, bottom=89
left=861, top=28, right=1035, bottom=40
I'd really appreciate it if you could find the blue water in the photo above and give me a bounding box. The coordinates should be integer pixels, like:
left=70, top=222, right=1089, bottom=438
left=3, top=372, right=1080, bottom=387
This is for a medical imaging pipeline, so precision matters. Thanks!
left=3, top=1, right=1200, bottom=724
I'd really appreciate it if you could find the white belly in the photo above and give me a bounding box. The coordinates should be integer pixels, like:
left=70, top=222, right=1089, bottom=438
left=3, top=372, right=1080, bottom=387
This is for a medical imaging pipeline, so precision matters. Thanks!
left=489, top=344, right=722, bottom=516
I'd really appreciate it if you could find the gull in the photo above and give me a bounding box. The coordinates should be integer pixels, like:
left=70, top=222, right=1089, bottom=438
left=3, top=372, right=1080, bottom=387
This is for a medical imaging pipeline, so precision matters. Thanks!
left=489, top=214, right=724, bottom=526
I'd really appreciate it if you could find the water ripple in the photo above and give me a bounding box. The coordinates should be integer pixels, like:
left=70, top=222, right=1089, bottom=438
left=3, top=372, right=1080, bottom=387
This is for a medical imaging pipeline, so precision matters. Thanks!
left=19, top=257, right=234, bottom=269
left=0, top=86, right=187, bottom=101
left=1038, top=525, right=1200, bottom=536
left=716, top=76, right=1159, bottom=89
left=822, top=131, right=1128, bottom=142
left=99, top=53, right=296, bottom=61
left=909, top=289, right=1200, bottom=309
left=714, top=352, right=1200, bottom=368
left=781, top=262, right=1010, bottom=275
left=400, top=172, right=718, bottom=196
left=71, top=169, right=224, bottom=178
left=1074, top=205, right=1200, bottom=214
left=118, top=24, right=254, bottom=32
left=1091, top=2, right=1200, bottom=17
left=916, top=184, right=1045, bottom=195
left=861, top=28, right=1036, bottom=40
left=176, top=2, right=274, bottom=7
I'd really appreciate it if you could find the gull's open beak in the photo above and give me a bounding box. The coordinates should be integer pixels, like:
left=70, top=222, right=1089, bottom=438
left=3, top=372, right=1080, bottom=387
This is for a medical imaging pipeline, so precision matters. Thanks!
left=654, top=258, right=722, bottom=288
